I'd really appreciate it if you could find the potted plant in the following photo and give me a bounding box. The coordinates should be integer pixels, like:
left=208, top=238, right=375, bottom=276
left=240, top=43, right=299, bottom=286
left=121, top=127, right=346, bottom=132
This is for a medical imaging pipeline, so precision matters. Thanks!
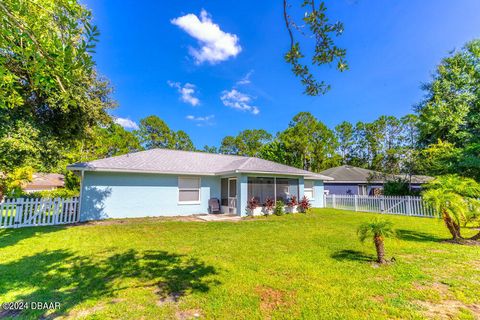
left=274, top=200, right=285, bottom=216
left=298, top=196, right=311, bottom=213
left=263, top=197, right=275, bottom=216
left=246, top=197, right=261, bottom=216
left=286, top=196, right=298, bottom=213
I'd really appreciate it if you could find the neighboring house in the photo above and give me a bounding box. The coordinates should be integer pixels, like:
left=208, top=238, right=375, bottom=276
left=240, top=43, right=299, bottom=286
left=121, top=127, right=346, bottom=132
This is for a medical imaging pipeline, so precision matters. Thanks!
left=67, top=149, right=333, bottom=220
left=23, top=173, right=65, bottom=193
left=320, top=165, right=432, bottom=196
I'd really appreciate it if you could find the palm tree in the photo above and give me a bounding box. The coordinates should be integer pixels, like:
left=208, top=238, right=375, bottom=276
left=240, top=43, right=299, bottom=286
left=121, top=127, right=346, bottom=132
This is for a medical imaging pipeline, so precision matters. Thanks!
left=422, top=175, right=480, bottom=241
left=357, top=219, right=395, bottom=264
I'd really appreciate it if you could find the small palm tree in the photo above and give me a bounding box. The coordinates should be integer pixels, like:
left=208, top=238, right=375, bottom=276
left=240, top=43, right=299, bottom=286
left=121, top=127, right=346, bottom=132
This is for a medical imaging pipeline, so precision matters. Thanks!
left=422, top=175, right=480, bottom=241
left=357, top=218, right=395, bottom=264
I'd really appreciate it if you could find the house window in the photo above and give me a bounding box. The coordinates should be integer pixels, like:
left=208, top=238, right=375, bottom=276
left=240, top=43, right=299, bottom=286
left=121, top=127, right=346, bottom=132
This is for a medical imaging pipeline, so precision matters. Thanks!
left=276, top=178, right=299, bottom=202
left=178, top=177, right=201, bottom=203
left=358, top=184, right=367, bottom=196
left=304, top=180, right=314, bottom=199
left=247, top=177, right=274, bottom=204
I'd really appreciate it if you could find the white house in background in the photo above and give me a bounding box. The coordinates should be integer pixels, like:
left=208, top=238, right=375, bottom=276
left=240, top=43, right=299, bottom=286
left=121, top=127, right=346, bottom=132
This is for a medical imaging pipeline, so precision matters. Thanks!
left=67, top=149, right=333, bottom=221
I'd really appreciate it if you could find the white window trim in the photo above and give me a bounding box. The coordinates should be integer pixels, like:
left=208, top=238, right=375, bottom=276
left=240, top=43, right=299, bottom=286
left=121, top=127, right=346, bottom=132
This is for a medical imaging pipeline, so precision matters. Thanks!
left=178, top=177, right=201, bottom=205
left=358, top=184, right=367, bottom=196
left=304, top=181, right=315, bottom=200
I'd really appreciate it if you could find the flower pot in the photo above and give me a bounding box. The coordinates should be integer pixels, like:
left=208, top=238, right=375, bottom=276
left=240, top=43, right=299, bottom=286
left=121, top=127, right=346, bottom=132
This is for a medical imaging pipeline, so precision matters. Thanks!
left=262, top=207, right=273, bottom=216
left=286, top=205, right=298, bottom=214
left=247, top=207, right=263, bottom=216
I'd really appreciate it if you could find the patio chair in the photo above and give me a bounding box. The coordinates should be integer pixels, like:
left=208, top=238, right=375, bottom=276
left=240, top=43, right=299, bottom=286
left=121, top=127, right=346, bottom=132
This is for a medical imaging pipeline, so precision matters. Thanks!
left=208, top=198, right=221, bottom=214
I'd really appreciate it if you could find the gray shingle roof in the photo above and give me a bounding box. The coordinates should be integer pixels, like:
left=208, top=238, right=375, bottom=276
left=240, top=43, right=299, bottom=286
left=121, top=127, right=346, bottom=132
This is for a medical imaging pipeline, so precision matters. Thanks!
left=319, top=165, right=432, bottom=184
left=24, top=173, right=65, bottom=188
left=67, top=149, right=333, bottom=180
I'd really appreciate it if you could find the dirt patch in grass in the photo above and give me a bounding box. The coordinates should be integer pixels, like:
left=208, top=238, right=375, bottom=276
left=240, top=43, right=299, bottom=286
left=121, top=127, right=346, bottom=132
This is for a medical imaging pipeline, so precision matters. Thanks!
left=472, top=260, right=480, bottom=270
left=371, top=295, right=385, bottom=303
left=255, top=286, right=295, bottom=318
left=155, top=285, right=183, bottom=305
left=175, top=309, right=202, bottom=319
left=413, top=281, right=450, bottom=295
left=67, top=304, right=106, bottom=318
left=108, top=298, right=126, bottom=305
left=413, top=281, right=480, bottom=319
left=415, top=300, right=480, bottom=319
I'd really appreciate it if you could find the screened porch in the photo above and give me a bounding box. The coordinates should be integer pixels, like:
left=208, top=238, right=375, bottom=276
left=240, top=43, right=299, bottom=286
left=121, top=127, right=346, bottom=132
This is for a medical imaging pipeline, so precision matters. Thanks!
left=247, top=177, right=299, bottom=204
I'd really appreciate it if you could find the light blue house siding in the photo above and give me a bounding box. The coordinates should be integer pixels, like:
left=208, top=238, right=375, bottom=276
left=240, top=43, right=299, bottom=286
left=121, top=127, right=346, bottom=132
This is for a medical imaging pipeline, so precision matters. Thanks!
left=309, top=179, right=325, bottom=208
left=79, top=171, right=325, bottom=220
left=80, top=172, right=220, bottom=220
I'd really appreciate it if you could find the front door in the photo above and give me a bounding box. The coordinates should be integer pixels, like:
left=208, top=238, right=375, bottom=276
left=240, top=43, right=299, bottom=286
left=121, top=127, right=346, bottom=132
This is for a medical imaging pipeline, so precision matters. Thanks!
left=228, top=178, right=237, bottom=214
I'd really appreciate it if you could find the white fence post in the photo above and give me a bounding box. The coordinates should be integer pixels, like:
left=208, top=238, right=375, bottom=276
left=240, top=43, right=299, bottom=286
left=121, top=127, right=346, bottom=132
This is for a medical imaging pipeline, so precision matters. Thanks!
left=354, top=195, right=358, bottom=212
left=14, top=198, right=23, bottom=228
left=406, top=196, right=412, bottom=216
left=332, top=194, right=336, bottom=209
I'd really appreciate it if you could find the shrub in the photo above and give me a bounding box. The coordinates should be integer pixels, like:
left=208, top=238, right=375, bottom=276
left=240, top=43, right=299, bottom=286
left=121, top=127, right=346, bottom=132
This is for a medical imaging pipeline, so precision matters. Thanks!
left=287, top=196, right=298, bottom=208
left=247, top=197, right=260, bottom=210
left=274, top=200, right=285, bottom=216
left=298, top=196, right=311, bottom=213
left=263, top=198, right=275, bottom=215
left=384, top=178, right=419, bottom=196
left=23, top=188, right=79, bottom=199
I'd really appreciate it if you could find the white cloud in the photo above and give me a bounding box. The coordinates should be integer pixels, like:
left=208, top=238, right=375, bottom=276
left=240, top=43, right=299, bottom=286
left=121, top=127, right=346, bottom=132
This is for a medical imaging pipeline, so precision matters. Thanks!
left=114, top=117, right=139, bottom=130
left=168, top=81, right=200, bottom=106
left=220, top=89, right=259, bottom=115
left=237, top=70, right=254, bottom=85
left=171, top=9, right=242, bottom=64
left=186, top=114, right=215, bottom=126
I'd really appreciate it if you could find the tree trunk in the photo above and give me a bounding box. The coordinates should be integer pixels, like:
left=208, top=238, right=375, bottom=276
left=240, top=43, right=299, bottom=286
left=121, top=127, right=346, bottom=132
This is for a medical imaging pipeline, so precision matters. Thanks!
left=374, top=235, right=387, bottom=264
left=443, top=211, right=462, bottom=240
left=470, top=231, right=480, bottom=241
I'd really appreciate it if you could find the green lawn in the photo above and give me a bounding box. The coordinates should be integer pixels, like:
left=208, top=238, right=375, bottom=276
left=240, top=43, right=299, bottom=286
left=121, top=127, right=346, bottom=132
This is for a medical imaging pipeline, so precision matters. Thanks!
left=0, top=209, right=479, bottom=319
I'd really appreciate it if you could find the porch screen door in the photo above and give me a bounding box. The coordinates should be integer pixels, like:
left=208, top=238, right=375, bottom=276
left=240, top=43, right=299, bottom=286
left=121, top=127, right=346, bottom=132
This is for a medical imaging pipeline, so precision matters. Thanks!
left=228, top=178, right=237, bottom=214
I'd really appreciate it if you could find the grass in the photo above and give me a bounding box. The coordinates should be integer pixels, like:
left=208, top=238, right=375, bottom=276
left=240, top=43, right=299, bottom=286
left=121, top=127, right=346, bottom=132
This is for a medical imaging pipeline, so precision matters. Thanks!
left=0, top=209, right=479, bottom=319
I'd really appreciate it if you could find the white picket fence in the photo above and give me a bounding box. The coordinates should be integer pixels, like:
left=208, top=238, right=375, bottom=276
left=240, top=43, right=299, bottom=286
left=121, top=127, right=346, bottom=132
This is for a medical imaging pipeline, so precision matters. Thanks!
left=0, top=197, right=80, bottom=228
left=324, top=195, right=436, bottom=218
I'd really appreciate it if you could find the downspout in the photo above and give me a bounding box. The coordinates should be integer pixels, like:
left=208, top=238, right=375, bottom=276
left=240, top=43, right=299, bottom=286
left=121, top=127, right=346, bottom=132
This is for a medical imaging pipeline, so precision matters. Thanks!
left=77, top=170, right=85, bottom=221
left=274, top=177, right=277, bottom=202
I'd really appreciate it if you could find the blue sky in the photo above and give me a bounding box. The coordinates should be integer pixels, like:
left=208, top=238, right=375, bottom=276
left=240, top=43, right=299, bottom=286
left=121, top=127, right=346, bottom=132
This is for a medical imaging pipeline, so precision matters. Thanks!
left=83, top=0, right=480, bottom=148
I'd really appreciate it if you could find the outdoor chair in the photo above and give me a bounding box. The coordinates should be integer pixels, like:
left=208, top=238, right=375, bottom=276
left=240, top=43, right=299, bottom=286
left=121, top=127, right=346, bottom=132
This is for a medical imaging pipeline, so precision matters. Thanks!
left=208, top=198, right=221, bottom=214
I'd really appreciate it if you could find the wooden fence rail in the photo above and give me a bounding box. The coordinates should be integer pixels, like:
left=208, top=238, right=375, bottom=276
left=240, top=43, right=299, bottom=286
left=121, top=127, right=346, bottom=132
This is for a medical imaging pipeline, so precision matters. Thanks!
left=0, top=197, right=80, bottom=228
left=323, top=195, right=436, bottom=218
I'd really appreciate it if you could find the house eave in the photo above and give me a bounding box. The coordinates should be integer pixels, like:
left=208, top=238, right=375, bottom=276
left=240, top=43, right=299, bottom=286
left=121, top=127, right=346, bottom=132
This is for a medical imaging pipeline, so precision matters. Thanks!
left=324, top=180, right=425, bottom=184
left=66, top=166, right=332, bottom=181
left=235, top=170, right=332, bottom=180
left=66, top=166, right=217, bottom=176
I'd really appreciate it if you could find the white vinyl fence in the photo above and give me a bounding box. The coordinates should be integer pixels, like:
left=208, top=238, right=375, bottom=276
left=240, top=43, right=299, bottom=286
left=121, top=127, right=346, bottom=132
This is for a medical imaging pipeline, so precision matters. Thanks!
left=0, top=197, right=80, bottom=228
left=324, top=195, right=436, bottom=218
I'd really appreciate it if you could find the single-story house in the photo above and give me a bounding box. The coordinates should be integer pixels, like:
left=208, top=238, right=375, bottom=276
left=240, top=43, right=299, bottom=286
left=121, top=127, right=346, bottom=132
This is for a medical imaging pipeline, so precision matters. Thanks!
left=23, top=173, right=65, bottom=193
left=67, top=149, right=333, bottom=220
left=319, top=165, right=432, bottom=196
